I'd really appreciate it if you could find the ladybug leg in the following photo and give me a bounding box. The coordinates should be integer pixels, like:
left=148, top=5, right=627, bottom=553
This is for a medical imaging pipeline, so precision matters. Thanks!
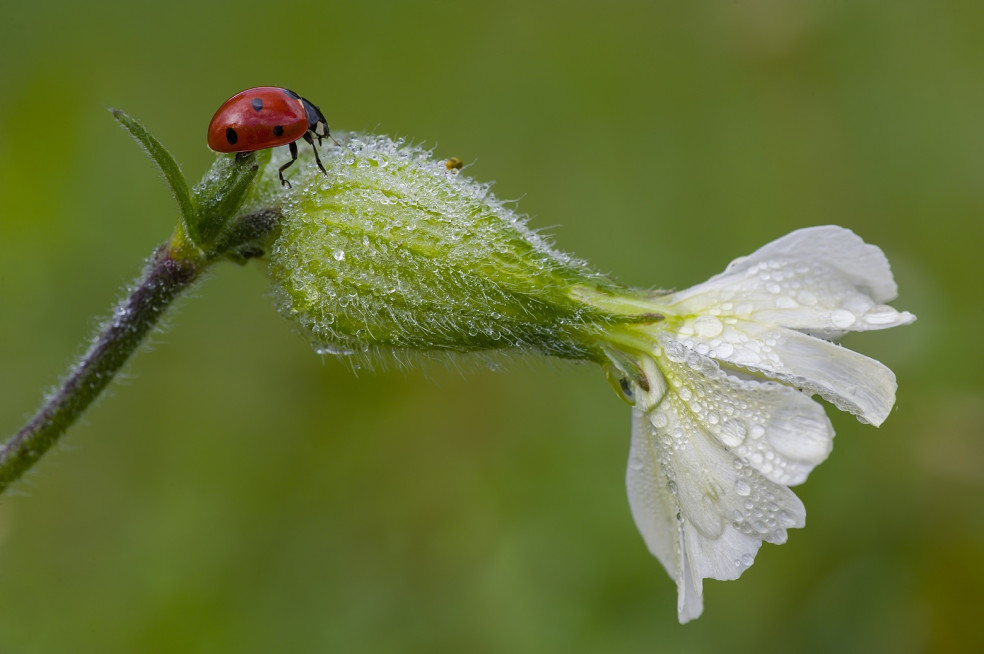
left=303, top=132, right=329, bottom=178
left=278, top=141, right=299, bottom=188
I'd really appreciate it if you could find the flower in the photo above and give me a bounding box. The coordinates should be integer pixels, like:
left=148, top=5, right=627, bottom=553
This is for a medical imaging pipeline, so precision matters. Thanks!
left=258, top=136, right=915, bottom=623
left=589, top=226, right=916, bottom=622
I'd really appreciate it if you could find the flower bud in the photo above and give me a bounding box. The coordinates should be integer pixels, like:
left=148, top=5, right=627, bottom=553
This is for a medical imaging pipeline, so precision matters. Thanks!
left=262, top=135, right=632, bottom=360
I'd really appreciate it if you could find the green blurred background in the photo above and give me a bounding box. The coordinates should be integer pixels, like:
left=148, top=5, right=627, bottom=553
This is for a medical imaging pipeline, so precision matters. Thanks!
left=0, top=1, right=979, bottom=652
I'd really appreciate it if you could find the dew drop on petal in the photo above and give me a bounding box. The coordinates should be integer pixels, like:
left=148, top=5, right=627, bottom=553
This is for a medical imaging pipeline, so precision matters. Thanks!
left=734, top=479, right=752, bottom=496
left=797, top=290, right=818, bottom=306
left=831, top=308, right=856, bottom=328
left=693, top=315, right=724, bottom=338
left=714, top=342, right=734, bottom=358
left=864, top=309, right=907, bottom=326
left=718, top=419, right=747, bottom=447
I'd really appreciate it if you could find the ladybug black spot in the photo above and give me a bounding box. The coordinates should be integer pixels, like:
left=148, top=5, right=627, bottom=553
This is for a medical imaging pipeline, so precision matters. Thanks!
left=225, top=128, right=238, bottom=145
left=251, top=97, right=264, bottom=112
left=273, top=125, right=284, bottom=137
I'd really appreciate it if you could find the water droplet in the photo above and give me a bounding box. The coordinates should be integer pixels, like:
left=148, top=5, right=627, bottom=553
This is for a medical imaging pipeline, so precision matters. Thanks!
left=831, top=309, right=856, bottom=328
left=864, top=309, right=904, bottom=326
left=693, top=315, right=724, bottom=338
left=718, top=420, right=747, bottom=447
left=314, top=344, right=355, bottom=356
left=714, top=342, right=735, bottom=358
left=797, top=290, right=818, bottom=306
left=333, top=249, right=346, bottom=261
left=766, top=409, right=830, bottom=461
left=734, top=479, right=751, bottom=496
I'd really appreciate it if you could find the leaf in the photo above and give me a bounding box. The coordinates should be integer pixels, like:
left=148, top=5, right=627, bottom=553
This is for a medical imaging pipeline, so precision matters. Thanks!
left=110, top=108, right=197, bottom=240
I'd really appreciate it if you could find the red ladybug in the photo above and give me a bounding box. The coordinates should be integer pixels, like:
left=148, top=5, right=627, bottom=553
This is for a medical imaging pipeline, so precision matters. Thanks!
left=207, top=87, right=333, bottom=188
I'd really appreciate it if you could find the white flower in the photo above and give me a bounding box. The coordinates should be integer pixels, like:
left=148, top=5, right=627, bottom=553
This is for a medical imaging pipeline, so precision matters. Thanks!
left=614, top=226, right=914, bottom=623
left=261, top=140, right=914, bottom=623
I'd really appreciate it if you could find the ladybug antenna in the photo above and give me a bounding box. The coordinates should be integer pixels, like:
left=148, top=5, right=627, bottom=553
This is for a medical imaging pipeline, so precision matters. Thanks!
left=316, top=132, right=340, bottom=147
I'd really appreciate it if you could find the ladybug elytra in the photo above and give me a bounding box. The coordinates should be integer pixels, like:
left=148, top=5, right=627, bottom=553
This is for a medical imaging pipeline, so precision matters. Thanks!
left=207, top=86, right=333, bottom=188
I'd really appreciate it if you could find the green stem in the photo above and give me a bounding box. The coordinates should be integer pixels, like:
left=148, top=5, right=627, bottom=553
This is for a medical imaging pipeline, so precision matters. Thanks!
left=0, top=209, right=281, bottom=495
left=0, top=240, right=199, bottom=493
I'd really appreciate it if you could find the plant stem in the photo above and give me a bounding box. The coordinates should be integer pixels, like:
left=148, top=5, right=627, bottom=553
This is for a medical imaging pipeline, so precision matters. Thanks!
left=0, top=239, right=201, bottom=493
left=0, top=208, right=281, bottom=495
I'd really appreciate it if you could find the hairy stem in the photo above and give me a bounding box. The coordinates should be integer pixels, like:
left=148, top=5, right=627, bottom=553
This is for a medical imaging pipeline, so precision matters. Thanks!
left=0, top=241, right=200, bottom=492
left=0, top=209, right=280, bottom=494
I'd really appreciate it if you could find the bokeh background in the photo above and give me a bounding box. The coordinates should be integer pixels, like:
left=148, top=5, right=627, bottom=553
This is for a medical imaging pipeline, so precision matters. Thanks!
left=0, top=1, right=980, bottom=652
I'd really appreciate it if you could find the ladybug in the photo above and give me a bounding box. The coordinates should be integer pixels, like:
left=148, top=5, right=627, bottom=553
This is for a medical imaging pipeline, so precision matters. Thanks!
left=207, top=87, right=334, bottom=188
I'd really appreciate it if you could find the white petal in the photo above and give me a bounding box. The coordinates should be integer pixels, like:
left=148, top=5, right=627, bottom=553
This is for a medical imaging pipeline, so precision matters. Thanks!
left=626, top=353, right=809, bottom=624
left=670, top=319, right=899, bottom=425
left=706, top=225, right=902, bottom=304
left=658, top=337, right=835, bottom=485
left=751, top=329, right=899, bottom=425
left=669, top=229, right=916, bottom=337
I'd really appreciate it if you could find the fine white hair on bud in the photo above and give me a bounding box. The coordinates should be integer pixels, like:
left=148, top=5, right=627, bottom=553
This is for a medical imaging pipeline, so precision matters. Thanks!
left=262, top=134, right=630, bottom=362
left=257, top=135, right=915, bottom=623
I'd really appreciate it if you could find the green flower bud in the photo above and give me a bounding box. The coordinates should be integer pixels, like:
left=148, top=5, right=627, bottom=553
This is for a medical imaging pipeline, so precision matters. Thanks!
left=258, top=135, right=642, bottom=360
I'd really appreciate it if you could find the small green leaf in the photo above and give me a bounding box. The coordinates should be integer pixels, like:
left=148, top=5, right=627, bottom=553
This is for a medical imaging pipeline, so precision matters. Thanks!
left=191, top=150, right=268, bottom=247
left=110, top=108, right=196, bottom=237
